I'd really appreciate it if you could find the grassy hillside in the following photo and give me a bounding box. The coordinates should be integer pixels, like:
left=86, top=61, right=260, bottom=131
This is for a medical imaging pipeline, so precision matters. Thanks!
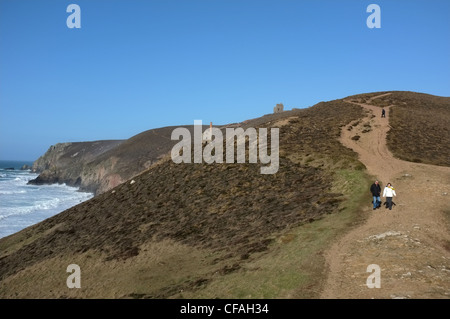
left=0, top=97, right=370, bottom=298
left=4, top=91, right=447, bottom=298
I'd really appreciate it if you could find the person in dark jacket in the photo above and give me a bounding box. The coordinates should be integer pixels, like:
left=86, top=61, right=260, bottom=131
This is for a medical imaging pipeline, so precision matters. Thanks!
left=381, top=108, right=386, bottom=118
left=370, top=180, right=381, bottom=210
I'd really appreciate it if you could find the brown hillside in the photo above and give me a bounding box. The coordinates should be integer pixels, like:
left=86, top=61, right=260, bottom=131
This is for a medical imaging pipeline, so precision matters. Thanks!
left=349, top=91, right=450, bottom=166
left=0, top=99, right=366, bottom=298
left=2, top=91, right=447, bottom=299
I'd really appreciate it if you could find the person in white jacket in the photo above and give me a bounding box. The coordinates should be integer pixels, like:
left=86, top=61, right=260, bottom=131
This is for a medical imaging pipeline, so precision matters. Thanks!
left=383, top=183, right=396, bottom=210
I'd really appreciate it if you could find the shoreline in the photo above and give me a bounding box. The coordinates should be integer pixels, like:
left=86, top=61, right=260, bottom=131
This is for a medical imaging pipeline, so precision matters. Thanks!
left=0, top=166, right=93, bottom=239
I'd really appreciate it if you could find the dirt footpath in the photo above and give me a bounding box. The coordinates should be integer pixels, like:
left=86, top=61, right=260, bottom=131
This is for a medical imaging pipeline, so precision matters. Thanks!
left=320, top=93, right=450, bottom=299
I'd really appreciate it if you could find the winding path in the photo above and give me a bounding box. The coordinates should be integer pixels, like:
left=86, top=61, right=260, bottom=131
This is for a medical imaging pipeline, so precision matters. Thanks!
left=320, top=93, right=450, bottom=299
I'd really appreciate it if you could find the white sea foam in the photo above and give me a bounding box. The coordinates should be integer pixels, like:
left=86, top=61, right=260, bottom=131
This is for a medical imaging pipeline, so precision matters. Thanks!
left=0, top=190, right=26, bottom=195
left=0, top=167, right=93, bottom=238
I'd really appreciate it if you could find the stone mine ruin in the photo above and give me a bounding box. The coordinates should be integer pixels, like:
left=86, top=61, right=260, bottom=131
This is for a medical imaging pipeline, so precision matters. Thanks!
left=273, top=103, right=284, bottom=113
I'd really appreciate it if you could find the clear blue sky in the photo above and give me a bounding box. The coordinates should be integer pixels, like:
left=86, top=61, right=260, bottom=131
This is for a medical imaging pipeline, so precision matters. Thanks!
left=1, top=0, right=449, bottom=161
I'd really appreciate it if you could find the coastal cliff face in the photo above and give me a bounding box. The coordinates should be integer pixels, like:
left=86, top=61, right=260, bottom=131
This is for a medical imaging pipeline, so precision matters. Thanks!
left=28, top=126, right=204, bottom=195
left=29, top=140, right=125, bottom=193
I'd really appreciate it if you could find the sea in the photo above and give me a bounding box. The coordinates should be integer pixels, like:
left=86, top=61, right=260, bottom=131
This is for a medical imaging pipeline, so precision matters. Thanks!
left=0, top=160, right=93, bottom=239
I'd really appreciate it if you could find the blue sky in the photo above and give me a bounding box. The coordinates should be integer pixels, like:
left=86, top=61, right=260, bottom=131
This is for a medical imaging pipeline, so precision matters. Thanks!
left=1, top=0, right=449, bottom=161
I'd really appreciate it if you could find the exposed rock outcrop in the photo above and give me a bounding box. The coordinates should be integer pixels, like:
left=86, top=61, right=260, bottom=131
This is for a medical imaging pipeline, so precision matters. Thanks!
left=28, top=125, right=206, bottom=195
left=29, top=140, right=124, bottom=194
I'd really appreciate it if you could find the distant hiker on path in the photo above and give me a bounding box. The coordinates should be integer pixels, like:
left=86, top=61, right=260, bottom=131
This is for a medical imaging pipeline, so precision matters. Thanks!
left=381, top=108, right=386, bottom=118
left=383, top=183, right=396, bottom=210
left=370, top=180, right=381, bottom=210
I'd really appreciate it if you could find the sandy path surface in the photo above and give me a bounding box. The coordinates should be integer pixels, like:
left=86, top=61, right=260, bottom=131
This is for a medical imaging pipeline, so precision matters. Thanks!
left=320, top=93, right=450, bottom=299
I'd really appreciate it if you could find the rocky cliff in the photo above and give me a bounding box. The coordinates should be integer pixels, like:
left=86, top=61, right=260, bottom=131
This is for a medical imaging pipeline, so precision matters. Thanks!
left=29, top=125, right=207, bottom=195
left=29, top=140, right=124, bottom=193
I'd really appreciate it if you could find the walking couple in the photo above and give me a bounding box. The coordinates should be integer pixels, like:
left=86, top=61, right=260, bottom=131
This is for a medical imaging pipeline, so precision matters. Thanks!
left=370, top=180, right=397, bottom=210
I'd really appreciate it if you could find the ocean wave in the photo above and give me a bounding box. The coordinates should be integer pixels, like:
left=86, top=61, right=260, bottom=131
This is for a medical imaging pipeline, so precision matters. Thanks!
left=0, top=169, right=93, bottom=238
left=0, top=193, right=92, bottom=221
left=0, top=190, right=27, bottom=195
left=13, top=175, right=34, bottom=182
